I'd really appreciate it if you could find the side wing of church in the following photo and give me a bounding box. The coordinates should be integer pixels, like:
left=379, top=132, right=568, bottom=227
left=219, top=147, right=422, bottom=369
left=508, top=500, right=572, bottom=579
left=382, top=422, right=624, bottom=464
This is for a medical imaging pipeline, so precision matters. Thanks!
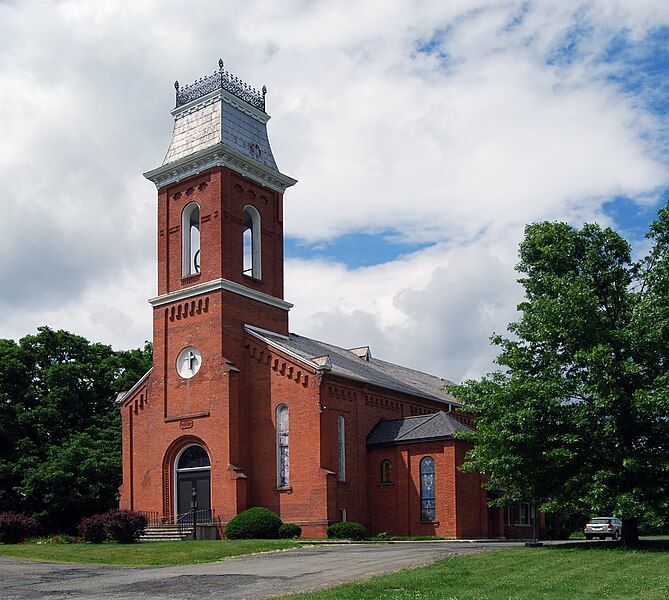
left=118, top=61, right=541, bottom=540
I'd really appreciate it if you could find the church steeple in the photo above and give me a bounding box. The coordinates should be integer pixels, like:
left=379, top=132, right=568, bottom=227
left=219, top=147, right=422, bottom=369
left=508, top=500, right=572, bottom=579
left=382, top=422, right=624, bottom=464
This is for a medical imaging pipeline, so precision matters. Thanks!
left=144, top=59, right=295, bottom=335
left=144, top=59, right=296, bottom=193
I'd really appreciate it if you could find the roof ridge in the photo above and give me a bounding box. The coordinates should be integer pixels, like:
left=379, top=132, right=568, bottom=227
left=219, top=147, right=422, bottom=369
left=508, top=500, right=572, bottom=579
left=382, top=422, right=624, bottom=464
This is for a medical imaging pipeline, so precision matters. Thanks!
left=396, top=411, right=442, bottom=441
left=371, top=355, right=453, bottom=383
left=288, top=330, right=453, bottom=385
left=377, top=411, right=445, bottom=425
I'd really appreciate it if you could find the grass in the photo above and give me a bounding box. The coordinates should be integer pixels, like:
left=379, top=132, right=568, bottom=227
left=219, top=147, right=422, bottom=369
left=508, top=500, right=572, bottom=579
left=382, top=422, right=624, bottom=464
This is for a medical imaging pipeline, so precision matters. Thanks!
left=0, top=539, right=301, bottom=566
left=285, top=542, right=669, bottom=599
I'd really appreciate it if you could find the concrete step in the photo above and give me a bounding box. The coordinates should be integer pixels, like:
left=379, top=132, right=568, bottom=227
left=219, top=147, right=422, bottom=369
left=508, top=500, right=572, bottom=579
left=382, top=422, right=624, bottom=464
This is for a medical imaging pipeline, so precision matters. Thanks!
left=139, top=526, right=194, bottom=542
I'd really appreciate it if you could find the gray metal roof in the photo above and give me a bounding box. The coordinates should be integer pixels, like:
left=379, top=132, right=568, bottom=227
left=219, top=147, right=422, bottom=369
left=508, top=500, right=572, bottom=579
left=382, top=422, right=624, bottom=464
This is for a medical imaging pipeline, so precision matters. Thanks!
left=366, top=411, right=472, bottom=446
left=245, top=326, right=461, bottom=407
left=163, top=97, right=278, bottom=170
left=163, top=62, right=278, bottom=171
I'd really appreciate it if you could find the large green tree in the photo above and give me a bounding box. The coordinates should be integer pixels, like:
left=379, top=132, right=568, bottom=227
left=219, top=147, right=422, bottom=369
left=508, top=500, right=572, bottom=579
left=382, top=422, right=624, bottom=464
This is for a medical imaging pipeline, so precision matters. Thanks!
left=0, top=327, right=151, bottom=531
left=452, top=204, right=669, bottom=543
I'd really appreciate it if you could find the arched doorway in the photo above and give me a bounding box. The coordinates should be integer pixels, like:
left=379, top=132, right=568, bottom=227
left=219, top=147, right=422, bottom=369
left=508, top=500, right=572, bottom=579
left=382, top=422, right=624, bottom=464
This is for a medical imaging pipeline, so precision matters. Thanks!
left=174, top=444, right=211, bottom=521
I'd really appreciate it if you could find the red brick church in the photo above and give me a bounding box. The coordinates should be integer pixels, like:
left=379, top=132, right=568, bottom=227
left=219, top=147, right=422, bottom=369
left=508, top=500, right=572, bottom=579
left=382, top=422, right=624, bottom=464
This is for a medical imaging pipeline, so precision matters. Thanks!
left=118, top=60, right=538, bottom=539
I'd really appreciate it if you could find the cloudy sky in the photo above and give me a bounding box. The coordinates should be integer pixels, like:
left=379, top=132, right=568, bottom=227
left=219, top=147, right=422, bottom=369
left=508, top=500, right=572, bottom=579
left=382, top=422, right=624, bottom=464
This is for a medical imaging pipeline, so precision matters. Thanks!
left=1, top=0, right=668, bottom=382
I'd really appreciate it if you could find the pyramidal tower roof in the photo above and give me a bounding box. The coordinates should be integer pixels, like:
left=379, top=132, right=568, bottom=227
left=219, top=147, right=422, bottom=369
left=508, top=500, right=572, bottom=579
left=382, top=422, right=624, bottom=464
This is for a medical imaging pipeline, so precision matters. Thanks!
left=144, top=59, right=296, bottom=193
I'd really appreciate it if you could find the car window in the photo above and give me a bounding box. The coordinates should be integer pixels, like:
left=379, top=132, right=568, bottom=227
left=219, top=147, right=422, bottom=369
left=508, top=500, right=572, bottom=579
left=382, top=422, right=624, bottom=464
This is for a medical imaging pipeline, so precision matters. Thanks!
left=590, top=518, right=610, bottom=524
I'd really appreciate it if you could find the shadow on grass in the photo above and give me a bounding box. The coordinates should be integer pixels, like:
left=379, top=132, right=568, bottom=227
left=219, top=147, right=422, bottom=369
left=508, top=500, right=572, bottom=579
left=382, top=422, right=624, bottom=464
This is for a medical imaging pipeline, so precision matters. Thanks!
left=546, top=540, right=669, bottom=553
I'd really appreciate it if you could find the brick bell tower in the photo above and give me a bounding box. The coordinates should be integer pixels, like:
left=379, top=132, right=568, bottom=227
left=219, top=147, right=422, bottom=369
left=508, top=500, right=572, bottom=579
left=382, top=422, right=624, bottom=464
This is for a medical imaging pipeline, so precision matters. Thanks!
left=119, top=60, right=296, bottom=524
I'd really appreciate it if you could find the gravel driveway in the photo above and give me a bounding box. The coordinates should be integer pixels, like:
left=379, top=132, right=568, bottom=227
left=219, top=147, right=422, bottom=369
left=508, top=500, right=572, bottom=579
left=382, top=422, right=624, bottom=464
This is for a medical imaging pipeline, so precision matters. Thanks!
left=0, top=541, right=520, bottom=599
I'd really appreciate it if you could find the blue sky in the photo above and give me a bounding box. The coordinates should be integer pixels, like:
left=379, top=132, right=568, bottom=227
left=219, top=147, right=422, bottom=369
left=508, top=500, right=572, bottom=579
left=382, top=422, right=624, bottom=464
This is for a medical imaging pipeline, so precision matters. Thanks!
left=286, top=21, right=669, bottom=269
left=2, top=1, right=669, bottom=381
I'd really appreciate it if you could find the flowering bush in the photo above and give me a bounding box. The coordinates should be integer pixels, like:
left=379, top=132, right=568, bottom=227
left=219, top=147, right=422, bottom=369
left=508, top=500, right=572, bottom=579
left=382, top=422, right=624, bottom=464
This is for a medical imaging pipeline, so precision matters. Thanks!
left=0, top=512, right=40, bottom=544
left=104, top=510, right=148, bottom=544
left=78, top=514, right=108, bottom=544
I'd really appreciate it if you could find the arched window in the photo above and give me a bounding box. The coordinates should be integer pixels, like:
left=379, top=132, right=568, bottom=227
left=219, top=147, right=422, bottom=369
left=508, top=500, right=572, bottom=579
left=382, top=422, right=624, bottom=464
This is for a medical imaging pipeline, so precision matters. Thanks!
left=277, top=404, right=289, bottom=488
left=337, top=416, right=346, bottom=482
left=380, top=459, right=393, bottom=484
left=177, top=445, right=210, bottom=470
left=174, top=444, right=211, bottom=520
left=242, top=205, right=261, bottom=279
left=182, top=203, right=201, bottom=276
left=420, top=456, right=436, bottom=521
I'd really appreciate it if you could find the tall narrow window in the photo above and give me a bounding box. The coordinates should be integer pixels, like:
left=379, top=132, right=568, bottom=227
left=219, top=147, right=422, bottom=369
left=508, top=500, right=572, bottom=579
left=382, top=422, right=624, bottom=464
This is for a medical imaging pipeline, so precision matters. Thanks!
left=420, top=456, right=436, bottom=521
left=337, top=416, right=346, bottom=482
left=182, top=203, right=201, bottom=276
left=242, top=205, right=261, bottom=279
left=277, top=404, right=289, bottom=488
left=381, top=459, right=393, bottom=484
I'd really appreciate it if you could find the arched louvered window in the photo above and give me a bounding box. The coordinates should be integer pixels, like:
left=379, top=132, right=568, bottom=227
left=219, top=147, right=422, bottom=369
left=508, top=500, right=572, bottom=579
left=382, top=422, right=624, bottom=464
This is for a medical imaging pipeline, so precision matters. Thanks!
left=337, top=416, right=346, bottom=482
left=420, top=456, right=436, bottom=521
left=277, top=404, right=289, bottom=487
left=242, top=205, right=261, bottom=279
left=182, top=202, right=201, bottom=276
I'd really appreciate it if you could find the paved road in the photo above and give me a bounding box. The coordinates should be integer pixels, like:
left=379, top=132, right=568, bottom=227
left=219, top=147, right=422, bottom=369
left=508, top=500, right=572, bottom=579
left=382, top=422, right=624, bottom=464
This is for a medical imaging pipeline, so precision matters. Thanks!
left=0, top=541, right=521, bottom=599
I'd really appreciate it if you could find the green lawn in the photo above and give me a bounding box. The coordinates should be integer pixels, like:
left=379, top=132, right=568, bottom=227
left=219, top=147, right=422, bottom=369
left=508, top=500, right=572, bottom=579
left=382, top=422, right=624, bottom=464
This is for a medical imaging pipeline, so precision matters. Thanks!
left=0, top=539, right=301, bottom=566
left=286, top=542, right=669, bottom=599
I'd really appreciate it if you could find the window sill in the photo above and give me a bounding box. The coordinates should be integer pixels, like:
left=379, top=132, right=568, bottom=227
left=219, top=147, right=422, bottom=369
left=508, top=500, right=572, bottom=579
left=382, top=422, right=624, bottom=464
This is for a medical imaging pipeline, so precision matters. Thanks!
left=181, top=273, right=202, bottom=285
left=379, top=482, right=394, bottom=486
left=337, top=479, right=348, bottom=485
left=242, top=274, right=263, bottom=283
left=275, top=486, right=292, bottom=493
left=421, top=520, right=440, bottom=525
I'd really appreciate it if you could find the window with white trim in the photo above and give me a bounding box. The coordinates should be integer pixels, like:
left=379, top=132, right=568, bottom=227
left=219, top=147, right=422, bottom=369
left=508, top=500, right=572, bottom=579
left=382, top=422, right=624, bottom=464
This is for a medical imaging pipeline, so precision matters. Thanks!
left=337, top=415, right=346, bottom=482
left=242, top=205, right=261, bottom=279
left=276, top=404, right=289, bottom=487
left=182, top=202, right=201, bottom=276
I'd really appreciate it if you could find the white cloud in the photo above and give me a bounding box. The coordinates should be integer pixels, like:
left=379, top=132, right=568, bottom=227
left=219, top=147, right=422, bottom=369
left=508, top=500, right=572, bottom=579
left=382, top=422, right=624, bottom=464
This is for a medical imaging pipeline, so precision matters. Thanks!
left=0, top=0, right=668, bottom=380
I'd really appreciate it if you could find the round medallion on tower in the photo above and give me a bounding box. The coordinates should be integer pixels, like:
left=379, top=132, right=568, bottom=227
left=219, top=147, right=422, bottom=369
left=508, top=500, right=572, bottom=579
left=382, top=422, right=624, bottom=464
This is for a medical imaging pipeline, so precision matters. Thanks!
left=176, top=346, right=202, bottom=379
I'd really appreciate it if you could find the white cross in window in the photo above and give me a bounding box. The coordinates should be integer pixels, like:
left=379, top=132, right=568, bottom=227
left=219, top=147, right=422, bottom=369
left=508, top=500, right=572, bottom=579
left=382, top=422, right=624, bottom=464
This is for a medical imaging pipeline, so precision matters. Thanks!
left=185, top=350, right=197, bottom=372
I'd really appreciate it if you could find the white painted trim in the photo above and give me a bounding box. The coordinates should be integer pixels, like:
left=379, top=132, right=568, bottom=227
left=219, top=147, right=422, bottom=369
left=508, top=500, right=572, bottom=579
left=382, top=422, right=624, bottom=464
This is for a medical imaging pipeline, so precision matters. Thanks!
left=337, top=415, right=346, bottom=482
left=117, top=368, right=153, bottom=405
left=243, top=204, right=262, bottom=280
left=181, top=202, right=200, bottom=277
left=144, top=142, right=297, bottom=193
left=276, top=404, right=289, bottom=488
left=244, top=323, right=290, bottom=341
left=244, top=325, right=321, bottom=371
left=149, top=278, right=293, bottom=311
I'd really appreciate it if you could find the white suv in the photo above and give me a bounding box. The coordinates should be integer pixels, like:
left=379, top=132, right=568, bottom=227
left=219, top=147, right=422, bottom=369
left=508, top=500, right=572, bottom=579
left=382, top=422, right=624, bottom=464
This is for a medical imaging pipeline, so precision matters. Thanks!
left=584, top=517, right=622, bottom=541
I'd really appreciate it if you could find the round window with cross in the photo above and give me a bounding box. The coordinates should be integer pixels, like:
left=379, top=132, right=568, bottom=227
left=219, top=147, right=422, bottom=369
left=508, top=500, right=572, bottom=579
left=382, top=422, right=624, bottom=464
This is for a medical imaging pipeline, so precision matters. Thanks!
left=176, top=346, right=202, bottom=379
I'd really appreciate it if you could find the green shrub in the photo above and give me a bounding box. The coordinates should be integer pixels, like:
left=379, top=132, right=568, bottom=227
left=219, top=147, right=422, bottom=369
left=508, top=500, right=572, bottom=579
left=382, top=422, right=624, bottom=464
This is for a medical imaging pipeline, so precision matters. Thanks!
left=104, top=510, right=147, bottom=544
left=327, top=521, right=366, bottom=540
left=278, top=523, right=302, bottom=539
left=0, top=512, right=40, bottom=544
left=78, top=514, right=108, bottom=543
left=225, top=507, right=282, bottom=539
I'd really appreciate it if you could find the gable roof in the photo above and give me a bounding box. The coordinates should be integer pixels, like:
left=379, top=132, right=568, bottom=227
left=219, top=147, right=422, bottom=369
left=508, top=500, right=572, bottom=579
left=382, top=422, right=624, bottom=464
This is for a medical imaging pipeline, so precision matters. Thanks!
left=116, top=368, right=153, bottom=406
left=244, top=325, right=461, bottom=407
left=366, top=411, right=472, bottom=446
